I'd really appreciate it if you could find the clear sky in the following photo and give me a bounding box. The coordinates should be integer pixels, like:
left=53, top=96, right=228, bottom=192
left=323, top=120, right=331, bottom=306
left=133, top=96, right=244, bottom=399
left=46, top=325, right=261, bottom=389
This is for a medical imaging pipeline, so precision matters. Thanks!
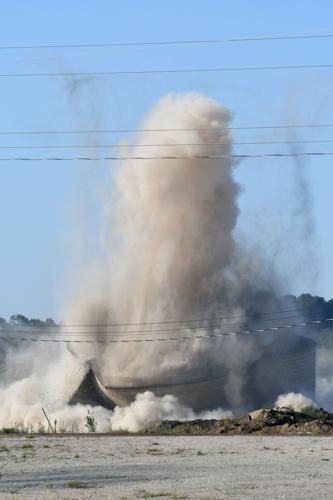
left=0, top=0, right=332, bottom=320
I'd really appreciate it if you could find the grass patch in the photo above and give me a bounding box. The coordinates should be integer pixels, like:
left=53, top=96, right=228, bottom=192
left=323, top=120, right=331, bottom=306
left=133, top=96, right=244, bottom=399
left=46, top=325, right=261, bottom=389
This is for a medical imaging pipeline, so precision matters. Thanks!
left=138, top=492, right=188, bottom=499
left=67, top=480, right=88, bottom=489
left=138, top=491, right=172, bottom=499
left=170, top=448, right=187, bottom=455
left=20, top=444, right=34, bottom=449
left=146, top=447, right=163, bottom=455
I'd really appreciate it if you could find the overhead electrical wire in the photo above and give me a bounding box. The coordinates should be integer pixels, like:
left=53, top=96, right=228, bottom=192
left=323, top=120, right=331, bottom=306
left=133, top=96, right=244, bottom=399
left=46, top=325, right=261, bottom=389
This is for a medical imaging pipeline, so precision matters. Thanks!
left=4, top=306, right=315, bottom=329
left=0, top=152, right=332, bottom=161
left=1, top=139, right=333, bottom=150
left=1, top=313, right=309, bottom=337
left=0, top=63, right=332, bottom=79
left=0, top=31, right=332, bottom=50
left=0, top=124, right=332, bottom=136
left=1, top=125, right=333, bottom=136
left=0, top=318, right=330, bottom=344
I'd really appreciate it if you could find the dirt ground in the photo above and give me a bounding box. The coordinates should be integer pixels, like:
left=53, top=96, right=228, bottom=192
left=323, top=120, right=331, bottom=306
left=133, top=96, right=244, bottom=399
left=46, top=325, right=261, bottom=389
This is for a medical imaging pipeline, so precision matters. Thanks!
left=0, top=434, right=332, bottom=499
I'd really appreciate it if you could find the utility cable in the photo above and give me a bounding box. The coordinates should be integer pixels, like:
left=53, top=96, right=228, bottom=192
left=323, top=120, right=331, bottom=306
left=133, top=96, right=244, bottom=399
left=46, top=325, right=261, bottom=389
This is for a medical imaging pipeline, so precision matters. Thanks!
left=1, top=313, right=309, bottom=337
left=1, top=139, right=333, bottom=150
left=0, top=152, right=332, bottom=161
left=3, top=306, right=314, bottom=329
left=0, top=318, right=329, bottom=344
left=0, top=124, right=332, bottom=136
left=0, top=31, right=332, bottom=50
left=0, top=63, right=332, bottom=78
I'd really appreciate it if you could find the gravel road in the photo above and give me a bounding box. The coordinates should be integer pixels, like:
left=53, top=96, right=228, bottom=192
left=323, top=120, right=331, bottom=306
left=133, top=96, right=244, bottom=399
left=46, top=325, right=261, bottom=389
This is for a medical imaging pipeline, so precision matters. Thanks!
left=0, top=434, right=332, bottom=499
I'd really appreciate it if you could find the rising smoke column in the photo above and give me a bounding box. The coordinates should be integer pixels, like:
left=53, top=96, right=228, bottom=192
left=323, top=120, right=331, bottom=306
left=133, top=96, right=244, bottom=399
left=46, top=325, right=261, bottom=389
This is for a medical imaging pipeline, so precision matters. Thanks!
left=67, top=92, right=279, bottom=405
left=0, top=92, right=325, bottom=431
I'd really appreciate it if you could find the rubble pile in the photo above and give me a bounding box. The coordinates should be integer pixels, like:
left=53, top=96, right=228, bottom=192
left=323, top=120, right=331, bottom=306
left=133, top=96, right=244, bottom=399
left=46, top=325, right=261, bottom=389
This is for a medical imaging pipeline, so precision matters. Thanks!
left=153, top=407, right=333, bottom=435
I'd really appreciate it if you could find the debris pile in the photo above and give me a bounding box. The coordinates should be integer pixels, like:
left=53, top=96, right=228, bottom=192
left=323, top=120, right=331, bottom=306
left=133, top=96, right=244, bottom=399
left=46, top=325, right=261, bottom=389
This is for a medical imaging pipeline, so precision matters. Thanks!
left=152, top=407, right=333, bottom=435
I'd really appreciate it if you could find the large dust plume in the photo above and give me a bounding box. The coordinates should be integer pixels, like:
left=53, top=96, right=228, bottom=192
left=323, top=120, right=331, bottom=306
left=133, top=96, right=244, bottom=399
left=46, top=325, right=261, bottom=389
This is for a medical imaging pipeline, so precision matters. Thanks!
left=0, top=91, right=330, bottom=431
left=66, top=92, right=287, bottom=407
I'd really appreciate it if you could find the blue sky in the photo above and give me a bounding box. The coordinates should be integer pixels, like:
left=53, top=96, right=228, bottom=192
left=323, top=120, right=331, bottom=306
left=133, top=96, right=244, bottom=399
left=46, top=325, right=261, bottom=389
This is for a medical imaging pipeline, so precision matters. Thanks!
left=0, top=0, right=332, bottom=320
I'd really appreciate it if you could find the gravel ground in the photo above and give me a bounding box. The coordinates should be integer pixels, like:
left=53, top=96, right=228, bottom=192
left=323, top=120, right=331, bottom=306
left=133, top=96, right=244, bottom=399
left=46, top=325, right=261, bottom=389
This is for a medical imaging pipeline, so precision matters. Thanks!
left=0, top=434, right=332, bottom=499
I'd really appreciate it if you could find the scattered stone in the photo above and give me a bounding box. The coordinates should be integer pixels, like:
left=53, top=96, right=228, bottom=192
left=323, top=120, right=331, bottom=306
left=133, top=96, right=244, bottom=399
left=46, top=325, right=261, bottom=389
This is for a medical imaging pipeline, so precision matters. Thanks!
left=248, top=409, right=265, bottom=421
left=150, top=407, right=333, bottom=435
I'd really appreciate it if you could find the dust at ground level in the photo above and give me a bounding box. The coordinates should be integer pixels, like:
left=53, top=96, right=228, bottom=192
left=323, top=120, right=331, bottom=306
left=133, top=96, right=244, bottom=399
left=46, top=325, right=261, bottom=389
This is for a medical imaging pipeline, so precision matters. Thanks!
left=0, top=435, right=332, bottom=499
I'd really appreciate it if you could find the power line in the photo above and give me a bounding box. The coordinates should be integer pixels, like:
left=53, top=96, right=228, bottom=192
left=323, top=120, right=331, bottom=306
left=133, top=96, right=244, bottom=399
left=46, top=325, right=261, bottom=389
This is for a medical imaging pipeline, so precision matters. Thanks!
left=0, top=64, right=332, bottom=79
left=0, top=124, right=332, bottom=136
left=3, top=306, right=311, bottom=329
left=0, top=152, right=332, bottom=161
left=0, top=31, right=332, bottom=50
left=1, top=139, right=333, bottom=150
left=0, top=318, right=328, bottom=344
left=1, top=313, right=307, bottom=337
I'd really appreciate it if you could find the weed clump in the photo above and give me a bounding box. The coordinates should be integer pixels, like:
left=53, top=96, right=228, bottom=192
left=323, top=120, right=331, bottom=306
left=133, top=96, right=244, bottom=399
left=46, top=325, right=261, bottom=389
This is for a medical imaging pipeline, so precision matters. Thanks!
left=85, top=410, right=97, bottom=433
left=67, top=480, right=87, bottom=489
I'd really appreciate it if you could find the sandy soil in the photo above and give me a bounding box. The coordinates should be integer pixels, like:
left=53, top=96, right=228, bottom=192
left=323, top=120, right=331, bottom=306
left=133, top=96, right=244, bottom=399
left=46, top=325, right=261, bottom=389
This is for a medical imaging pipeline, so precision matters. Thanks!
left=0, top=434, right=332, bottom=499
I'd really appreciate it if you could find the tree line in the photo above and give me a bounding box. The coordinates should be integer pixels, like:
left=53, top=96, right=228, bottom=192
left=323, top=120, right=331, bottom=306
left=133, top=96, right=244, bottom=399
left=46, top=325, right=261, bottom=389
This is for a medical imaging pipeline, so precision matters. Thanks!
left=0, top=314, right=56, bottom=328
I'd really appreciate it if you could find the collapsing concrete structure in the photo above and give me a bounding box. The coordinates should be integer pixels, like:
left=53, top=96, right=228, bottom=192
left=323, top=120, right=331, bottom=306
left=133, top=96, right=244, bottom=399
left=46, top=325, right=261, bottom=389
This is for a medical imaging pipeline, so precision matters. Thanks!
left=70, top=333, right=316, bottom=413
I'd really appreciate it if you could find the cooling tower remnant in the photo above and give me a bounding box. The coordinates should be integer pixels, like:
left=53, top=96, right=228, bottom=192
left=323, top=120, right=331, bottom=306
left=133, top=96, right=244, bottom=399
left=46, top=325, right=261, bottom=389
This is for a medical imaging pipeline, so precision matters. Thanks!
left=70, top=333, right=316, bottom=413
